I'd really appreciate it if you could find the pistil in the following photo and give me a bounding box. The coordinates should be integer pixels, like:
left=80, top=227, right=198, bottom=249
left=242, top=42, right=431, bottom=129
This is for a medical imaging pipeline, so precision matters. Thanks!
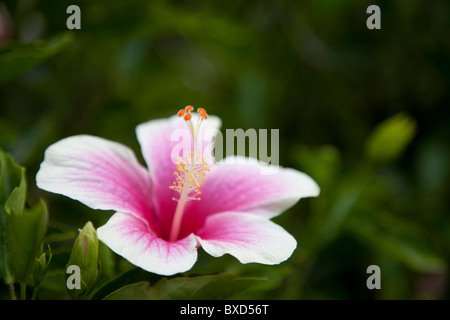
left=169, top=106, right=209, bottom=242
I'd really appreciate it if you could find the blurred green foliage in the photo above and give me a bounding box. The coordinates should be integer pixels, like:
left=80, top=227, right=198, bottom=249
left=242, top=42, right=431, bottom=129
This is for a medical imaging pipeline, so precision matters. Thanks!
left=0, top=149, right=49, bottom=299
left=0, top=0, right=449, bottom=299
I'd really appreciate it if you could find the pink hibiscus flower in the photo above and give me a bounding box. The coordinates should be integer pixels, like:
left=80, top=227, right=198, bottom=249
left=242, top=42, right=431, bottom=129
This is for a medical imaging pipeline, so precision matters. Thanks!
left=36, top=107, right=319, bottom=275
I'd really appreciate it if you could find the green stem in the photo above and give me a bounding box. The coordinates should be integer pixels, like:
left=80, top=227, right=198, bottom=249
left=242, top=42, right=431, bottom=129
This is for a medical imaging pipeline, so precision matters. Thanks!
left=31, top=286, right=39, bottom=300
left=20, top=282, right=26, bottom=300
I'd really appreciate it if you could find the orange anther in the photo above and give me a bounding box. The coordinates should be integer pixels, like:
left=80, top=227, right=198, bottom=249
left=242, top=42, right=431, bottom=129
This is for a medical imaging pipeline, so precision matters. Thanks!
left=185, top=105, right=194, bottom=112
left=197, top=108, right=206, bottom=114
left=200, top=112, right=208, bottom=119
left=177, top=109, right=185, bottom=117
left=184, top=113, right=192, bottom=121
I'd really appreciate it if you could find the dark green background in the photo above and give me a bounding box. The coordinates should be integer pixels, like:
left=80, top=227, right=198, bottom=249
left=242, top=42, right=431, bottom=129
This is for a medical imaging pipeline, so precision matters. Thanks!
left=0, top=0, right=449, bottom=299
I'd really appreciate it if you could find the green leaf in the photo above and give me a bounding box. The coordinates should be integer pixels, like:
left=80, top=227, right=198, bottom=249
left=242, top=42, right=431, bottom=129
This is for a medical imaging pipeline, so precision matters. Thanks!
left=365, top=113, right=417, bottom=163
left=90, top=267, right=164, bottom=300
left=104, top=273, right=266, bottom=300
left=0, top=150, right=49, bottom=289
left=66, top=221, right=100, bottom=299
left=6, top=199, right=49, bottom=284
left=4, top=177, right=26, bottom=216
left=0, top=150, right=28, bottom=284
left=0, top=33, right=73, bottom=84
left=0, top=151, right=26, bottom=214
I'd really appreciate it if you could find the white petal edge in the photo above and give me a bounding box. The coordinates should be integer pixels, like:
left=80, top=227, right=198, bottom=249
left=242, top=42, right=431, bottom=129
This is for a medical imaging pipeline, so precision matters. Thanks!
left=195, top=211, right=297, bottom=265
left=189, top=155, right=320, bottom=220
left=36, top=134, right=154, bottom=219
left=97, top=212, right=198, bottom=276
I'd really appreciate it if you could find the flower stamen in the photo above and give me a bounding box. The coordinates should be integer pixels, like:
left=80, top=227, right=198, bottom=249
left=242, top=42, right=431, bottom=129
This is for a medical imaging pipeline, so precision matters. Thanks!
left=169, top=106, right=209, bottom=241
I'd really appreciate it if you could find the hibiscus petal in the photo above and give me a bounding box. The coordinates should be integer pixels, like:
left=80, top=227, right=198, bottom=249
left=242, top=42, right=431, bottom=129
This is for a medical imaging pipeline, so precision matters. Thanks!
left=136, top=114, right=221, bottom=238
left=97, top=212, right=198, bottom=276
left=36, top=135, right=155, bottom=223
left=196, top=212, right=297, bottom=265
left=182, top=156, right=320, bottom=234
left=136, top=114, right=221, bottom=183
